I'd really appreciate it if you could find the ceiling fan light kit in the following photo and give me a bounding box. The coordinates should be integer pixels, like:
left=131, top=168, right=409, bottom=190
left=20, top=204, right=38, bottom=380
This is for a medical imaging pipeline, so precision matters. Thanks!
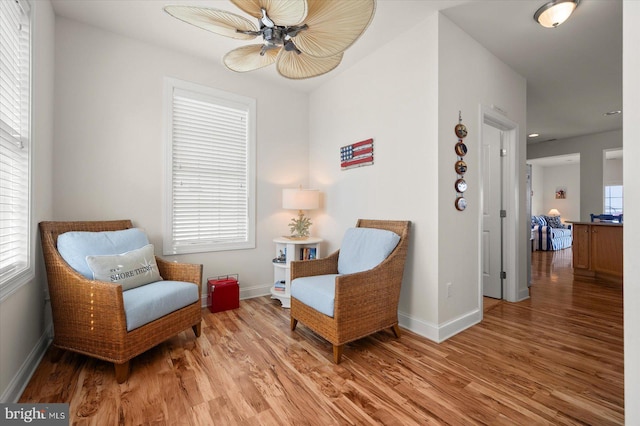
left=534, top=0, right=580, bottom=28
left=165, top=0, right=376, bottom=79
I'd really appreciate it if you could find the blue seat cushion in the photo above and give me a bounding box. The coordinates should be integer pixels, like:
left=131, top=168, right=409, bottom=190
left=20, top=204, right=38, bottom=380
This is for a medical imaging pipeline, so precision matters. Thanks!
left=122, top=280, right=199, bottom=331
left=291, top=274, right=341, bottom=318
left=57, top=228, right=149, bottom=279
left=337, top=227, right=401, bottom=274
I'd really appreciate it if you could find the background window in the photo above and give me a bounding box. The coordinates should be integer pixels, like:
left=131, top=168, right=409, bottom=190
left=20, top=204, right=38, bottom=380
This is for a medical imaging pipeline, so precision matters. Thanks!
left=164, top=78, right=256, bottom=255
left=0, top=0, right=32, bottom=296
left=604, top=185, right=623, bottom=215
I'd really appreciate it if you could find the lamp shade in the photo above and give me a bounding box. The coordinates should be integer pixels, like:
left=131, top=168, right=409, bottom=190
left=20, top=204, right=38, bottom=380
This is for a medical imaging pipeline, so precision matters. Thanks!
left=282, top=188, right=319, bottom=210
left=548, top=208, right=561, bottom=216
left=534, top=0, right=579, bottom=28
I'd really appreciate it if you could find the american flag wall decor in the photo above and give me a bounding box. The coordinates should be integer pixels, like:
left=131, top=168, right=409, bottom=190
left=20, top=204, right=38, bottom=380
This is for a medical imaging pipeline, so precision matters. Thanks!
left=340, top=139, right=374, bottom=170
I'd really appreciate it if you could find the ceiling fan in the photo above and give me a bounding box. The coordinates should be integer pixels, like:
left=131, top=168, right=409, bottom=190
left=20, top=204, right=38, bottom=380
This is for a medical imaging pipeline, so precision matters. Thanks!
left=164, top=0, right=376, bottom=79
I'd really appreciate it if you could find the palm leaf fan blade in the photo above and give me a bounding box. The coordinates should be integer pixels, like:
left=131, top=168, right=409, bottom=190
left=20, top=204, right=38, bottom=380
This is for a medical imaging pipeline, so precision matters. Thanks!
left=231, top=0, right=308, bottom=26
left=276, top=50, right=343, bottom=79
left=164, top=5, right=258, bottom=40
left=224, top=45, right=279, bottom=72
left=293, top=0, right=375, bottom=58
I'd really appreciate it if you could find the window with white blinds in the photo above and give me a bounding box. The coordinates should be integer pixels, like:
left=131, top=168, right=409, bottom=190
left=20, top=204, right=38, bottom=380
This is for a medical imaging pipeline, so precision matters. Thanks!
left=164, top=78, right=256, bottom=255
left=0, top=0, right=32, bottom=294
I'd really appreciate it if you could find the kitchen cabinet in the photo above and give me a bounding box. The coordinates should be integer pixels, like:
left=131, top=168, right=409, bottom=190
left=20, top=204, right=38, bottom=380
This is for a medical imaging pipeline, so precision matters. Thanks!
left=571, top=222, right=622, bottom=284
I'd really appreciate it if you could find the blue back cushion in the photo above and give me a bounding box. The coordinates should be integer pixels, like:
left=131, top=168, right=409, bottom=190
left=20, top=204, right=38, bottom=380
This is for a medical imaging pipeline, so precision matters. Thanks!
left=337, top=227, right=401, bottom=274
left=57, top=228, right=150, bottom=279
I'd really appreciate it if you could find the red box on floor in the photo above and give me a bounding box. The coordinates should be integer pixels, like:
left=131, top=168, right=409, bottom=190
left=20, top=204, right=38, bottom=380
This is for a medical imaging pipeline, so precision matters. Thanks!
left=207, top=276, right=239, bottom=313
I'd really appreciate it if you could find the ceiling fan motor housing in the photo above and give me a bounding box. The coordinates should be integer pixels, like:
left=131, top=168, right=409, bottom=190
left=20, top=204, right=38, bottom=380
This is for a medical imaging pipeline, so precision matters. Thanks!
left=263, top=27, right=286, bottom=46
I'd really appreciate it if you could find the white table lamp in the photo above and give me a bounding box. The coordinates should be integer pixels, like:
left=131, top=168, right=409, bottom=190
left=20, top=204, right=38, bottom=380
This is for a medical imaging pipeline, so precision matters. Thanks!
left=283, top=187, right=320, bottom=239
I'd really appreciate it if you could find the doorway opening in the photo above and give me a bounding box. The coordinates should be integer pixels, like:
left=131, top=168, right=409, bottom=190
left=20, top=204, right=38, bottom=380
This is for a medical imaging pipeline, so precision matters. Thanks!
left=479, top=106, right=522, bottom=310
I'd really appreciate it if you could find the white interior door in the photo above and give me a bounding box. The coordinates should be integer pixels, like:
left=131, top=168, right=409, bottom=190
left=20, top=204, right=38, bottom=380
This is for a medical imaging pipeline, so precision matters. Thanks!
left=482, top=123, right=504, bottom=299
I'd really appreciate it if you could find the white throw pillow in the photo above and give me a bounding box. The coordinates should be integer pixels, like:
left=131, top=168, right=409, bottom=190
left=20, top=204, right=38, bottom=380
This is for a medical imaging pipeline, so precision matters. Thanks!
left=86, top=244, right=162, bottom=290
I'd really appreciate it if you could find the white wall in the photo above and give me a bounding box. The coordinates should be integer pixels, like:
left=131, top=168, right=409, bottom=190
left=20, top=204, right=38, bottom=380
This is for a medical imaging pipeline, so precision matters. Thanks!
left=530, top=163, right=544, bottom=218
left=308, top=12, right=526, bottom=341
left=623, top=1, right=639, bottom=422
left=538, top=164, right=580, bottom=222
left=0, top=0, right=55, bottom=402
left=53, top=18, right=310, bottom=298
left=438, top=15, right=527, bottom=319
left=527, top=129, right=622, bottom=221
left=603, top=157, right=623, bottom=185
left=309, top=13, right=441, bottom=330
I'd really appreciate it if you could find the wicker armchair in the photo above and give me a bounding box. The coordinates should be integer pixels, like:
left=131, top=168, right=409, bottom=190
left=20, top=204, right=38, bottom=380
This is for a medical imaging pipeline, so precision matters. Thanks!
left=39, top=220, right=202, bottom=383
left=290, top=219, right=411, bottom=363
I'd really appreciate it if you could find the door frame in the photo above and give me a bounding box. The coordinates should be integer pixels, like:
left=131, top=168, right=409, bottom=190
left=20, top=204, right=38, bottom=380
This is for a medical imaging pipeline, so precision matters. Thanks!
left=478, top=105, right=521, bottom=309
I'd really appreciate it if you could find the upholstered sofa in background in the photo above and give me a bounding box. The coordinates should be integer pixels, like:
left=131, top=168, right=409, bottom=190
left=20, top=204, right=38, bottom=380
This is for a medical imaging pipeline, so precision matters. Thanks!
left=531, top=215, right=572, bottom=251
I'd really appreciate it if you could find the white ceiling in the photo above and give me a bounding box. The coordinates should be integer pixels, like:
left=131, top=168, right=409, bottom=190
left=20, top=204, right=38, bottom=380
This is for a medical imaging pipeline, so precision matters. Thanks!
left=527, top=153, right=580, bottom=167
left=50, top=0, right=622, bottom=143
left=442, top=0, right=622, bottom=144
left=50, top=0, right=465, bottom=91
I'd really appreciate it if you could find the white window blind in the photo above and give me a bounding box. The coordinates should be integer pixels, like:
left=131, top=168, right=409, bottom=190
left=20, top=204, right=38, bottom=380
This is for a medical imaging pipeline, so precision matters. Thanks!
left=0, top=0, right=31, bottom=293
left=164, top=79, right=256, bottom=254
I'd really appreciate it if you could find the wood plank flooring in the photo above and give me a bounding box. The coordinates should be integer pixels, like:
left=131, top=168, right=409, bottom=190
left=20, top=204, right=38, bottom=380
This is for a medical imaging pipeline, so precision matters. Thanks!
left=20, top=248, right=624, bottom=425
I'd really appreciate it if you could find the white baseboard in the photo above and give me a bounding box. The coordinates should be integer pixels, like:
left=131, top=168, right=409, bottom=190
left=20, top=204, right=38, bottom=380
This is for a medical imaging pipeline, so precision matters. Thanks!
left=398, top=311, right=439, bottom=341
left=240, top=284, right=272, bottom=300
left=399, top=308, right=481, bottom=343
left=436, top=308, right=482, bottom=342
left=200, top=284, right=272, bottom=308
left=0, top=325, right=53, bottom=403
left=517, top=287, right=531, bottom=302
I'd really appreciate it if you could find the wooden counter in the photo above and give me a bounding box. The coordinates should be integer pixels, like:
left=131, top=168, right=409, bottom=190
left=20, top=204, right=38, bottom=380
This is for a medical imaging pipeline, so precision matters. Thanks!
left=571, top=222, right=623, bottom=284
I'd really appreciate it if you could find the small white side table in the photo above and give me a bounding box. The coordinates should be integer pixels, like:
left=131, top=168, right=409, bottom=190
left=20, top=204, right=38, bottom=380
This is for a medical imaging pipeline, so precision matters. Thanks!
left=271, top=237, right=322, bottom=308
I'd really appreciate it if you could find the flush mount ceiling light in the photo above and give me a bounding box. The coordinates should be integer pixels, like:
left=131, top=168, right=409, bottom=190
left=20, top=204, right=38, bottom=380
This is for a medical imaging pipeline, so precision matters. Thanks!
left=534, top=0, right=580, bottom=28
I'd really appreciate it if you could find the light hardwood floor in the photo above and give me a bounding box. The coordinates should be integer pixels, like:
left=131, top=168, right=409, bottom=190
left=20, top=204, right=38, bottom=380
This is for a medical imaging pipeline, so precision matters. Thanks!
left=20, top=248, right=624, bottom=425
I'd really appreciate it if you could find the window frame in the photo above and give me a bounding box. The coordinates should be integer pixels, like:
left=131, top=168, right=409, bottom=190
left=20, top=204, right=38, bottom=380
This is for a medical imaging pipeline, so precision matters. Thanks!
left=604, top=184, right=623, bottom=216
left=0, top=0, right=33, bottom=301
left=163, top=77, right=256, bottom=255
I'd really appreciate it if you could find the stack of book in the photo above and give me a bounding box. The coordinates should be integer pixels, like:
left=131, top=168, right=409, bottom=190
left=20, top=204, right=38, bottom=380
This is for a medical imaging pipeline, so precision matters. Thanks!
left=300, top=247, right=317, bottom=260
left=273, top=280, right=286, bottom=292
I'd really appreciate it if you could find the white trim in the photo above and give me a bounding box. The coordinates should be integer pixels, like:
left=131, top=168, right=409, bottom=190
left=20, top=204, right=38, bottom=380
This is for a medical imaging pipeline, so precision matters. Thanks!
left=478, top=105, right=525, bottom=305
left=239, top=284, right=271, bottom=300
left=398, top=309, right=481, bottom=343
left=436, top=308, right=482, bottom=342
left=0, top=0, right=33, bottom=298
left=398, top=311, right=439, bottom=342
left=0, top=324, right=52, bottom=403
left=0, top=269, right=35, bottom=303
left=200, top=284, right=272, bottom=308
left=162, top=77, right=257, bottom=255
